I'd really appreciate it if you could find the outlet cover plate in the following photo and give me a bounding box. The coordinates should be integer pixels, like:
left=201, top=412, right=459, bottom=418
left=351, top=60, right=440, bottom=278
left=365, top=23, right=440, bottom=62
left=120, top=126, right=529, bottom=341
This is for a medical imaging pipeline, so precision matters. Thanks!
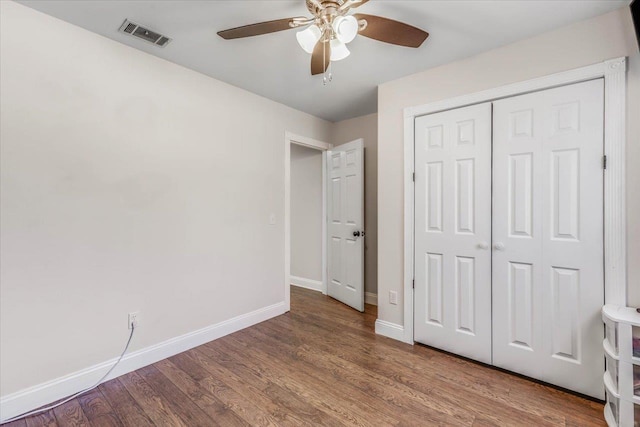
left=389, top=291, right=398, bottom=305
left=128, top=311, right=140, bottom=329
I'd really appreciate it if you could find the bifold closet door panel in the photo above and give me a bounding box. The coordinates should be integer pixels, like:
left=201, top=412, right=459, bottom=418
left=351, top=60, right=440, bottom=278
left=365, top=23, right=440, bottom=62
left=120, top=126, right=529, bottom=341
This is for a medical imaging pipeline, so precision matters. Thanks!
left=492, top=79, right=605, bottom=399
left=414, top=103, right=492, bottom=364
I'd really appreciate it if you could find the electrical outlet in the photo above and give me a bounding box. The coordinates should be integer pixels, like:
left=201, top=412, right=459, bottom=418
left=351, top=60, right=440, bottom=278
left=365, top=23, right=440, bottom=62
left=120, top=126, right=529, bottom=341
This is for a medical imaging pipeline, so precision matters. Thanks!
left=128, top=311, right=140, bottom=329
left=389, top=291, right=398, bottom=305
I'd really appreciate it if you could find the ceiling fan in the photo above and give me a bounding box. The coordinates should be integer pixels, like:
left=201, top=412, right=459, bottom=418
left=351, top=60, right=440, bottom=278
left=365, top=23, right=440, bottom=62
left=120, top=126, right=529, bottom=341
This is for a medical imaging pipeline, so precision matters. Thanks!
left=217, top=0, right=429, bottom=79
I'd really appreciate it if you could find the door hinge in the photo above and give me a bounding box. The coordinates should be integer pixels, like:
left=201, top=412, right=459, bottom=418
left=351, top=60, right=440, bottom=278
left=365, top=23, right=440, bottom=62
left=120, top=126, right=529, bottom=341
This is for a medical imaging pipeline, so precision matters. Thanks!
left=412, top=279, right=415, bottom=289
left=603, top=155, right=607, bottom=170
left=412, top=172, right=415, bottom=182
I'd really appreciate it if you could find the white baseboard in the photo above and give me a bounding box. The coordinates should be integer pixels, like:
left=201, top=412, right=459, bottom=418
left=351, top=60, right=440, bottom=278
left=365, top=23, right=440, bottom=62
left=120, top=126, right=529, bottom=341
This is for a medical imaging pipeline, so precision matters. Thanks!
left=365, top=292, right=377, bottom=306
left=290, top=275, right=323, bottom=293
left=375, top=319, right=410, bottom=343
left=0, top=301, right=286, bottom=423
left=290, top=278, right=376, bottom=307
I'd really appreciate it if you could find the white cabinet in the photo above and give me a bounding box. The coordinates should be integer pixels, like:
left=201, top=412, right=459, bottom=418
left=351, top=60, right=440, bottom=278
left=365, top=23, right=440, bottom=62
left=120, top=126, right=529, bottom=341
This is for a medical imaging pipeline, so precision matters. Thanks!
left=602, top=305, right=640, bottom=427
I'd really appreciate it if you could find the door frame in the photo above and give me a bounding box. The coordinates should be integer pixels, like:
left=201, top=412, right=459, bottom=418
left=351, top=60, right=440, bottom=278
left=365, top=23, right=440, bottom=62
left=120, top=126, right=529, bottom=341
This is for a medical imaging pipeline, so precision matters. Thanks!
left=284, top=131, right=332, bottom=311
left=400, top=57, right=628, bottom=345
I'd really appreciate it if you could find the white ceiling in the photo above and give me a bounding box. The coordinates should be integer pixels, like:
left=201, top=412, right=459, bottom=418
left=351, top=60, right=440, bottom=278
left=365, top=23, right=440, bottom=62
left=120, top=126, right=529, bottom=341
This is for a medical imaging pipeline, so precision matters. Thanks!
left=18, top=0, right=628, bottom=122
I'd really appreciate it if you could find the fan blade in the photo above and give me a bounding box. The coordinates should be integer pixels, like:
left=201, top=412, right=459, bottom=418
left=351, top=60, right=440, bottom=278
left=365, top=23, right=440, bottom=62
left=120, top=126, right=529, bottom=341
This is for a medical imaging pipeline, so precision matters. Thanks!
left=354, top=13, right=428, bottom=48
left=218, top=17, right=304, bottom=39
left=311, top=39, right=330, bottom=75
left=338, top=0, right=370, bottom=12
left=351, top=0, right=370, bottom=8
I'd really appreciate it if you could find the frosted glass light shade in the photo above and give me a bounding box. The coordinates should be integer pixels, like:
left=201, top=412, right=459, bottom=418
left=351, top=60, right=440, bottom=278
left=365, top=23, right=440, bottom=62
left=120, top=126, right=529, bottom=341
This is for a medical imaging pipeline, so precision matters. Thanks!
left=296, top=25, right=321, bottom=54
left=333, top=15, right=358, bottom=44
left=330, top=39, right=350, bottom=61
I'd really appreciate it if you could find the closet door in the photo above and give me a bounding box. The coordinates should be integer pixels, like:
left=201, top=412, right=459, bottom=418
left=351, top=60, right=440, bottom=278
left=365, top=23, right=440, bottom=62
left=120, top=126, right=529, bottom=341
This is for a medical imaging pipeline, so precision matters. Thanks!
left=492, top=79, right=604, bottom=398
left=414, top=103, right=492, bottom=364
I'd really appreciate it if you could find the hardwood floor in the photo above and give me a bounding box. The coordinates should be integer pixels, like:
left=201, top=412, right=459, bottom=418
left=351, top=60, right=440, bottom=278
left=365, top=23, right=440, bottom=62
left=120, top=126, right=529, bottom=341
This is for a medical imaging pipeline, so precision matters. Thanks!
left=4, top=286, right=605, bottom=426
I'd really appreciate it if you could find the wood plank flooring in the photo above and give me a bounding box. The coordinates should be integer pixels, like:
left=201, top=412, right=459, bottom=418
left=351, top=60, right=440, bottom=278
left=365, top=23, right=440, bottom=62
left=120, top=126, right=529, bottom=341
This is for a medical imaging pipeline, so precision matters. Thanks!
left=3, top=286, right=605, bottom=426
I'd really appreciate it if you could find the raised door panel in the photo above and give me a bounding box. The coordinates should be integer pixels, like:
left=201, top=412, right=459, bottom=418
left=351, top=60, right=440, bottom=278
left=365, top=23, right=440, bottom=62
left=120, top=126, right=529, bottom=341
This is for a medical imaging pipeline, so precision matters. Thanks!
left=550, top=267, right=580, bottom=361
left=329, top=237, right=342, bottom=287
left=551, top=149, right=579, bottom=241
left=426, top=162, right=443, bottom=233
left=331, top=177, right=341, bottom=224
left=508, top=262, right=534, bottom=350
left=426, top=125, right=443, bottom=150
left=508, top=153, right=533, bottom=238
left=455, top=159, right=475, bottom=234
left=455, top=256, right=475, bottom=334
left=345, top=174, right=358, bottom=226
left=425, top=252, right=443, bottom=325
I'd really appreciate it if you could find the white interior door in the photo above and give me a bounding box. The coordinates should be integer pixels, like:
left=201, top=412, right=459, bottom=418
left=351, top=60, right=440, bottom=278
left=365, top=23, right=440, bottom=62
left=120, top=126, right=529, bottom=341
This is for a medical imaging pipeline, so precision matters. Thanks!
left=414, top=103, right=493, bottom=363
left=492, top=79, right=605, bottom=398
left=327, top=139, right=364, bottom=311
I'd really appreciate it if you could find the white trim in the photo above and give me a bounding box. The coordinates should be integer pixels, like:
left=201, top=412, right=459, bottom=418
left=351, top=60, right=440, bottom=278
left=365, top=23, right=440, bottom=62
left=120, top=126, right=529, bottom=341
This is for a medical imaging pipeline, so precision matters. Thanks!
left=285, top=135, right=291, bottom=311
left=0, top=301, right=286, bottom=423
left=322, top=152, right=328, bottom=295
left=284, top=132, right=332, bottom=310
left=374, top=319, right=406, bottom=342
left=365, top=292, right=378, bottom=306
left=602, top=58, right=627, bottom=306
left=285, top=132, right=332, bottom=151
left=405, top=60, right=611, bottom=119
left=290, top=275, right=324, bottom=293
left=402, top=114, right=415, bottom=345
left=402, top=57, right=627, bottom=344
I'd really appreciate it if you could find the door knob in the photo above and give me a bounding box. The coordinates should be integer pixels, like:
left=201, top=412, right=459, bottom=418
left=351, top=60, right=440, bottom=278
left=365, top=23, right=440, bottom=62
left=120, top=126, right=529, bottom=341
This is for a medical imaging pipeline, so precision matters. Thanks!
left=353, top=230, right=361, bottom=237
left=477, top=242, right=489, bottom=250
left=494, top=242, right=506, bottom=251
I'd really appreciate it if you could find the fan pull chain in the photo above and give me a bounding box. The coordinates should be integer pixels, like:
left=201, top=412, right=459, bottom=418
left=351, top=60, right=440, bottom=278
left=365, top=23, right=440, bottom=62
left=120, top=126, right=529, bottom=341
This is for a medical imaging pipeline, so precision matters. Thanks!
left=323, top=38, right=327, bottom=85
left=322, top=37, right=333, bottom=85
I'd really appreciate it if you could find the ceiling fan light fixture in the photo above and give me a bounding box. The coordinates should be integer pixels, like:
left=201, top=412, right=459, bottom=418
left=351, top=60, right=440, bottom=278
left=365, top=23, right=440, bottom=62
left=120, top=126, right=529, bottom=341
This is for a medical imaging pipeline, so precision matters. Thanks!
left=330, top=39, right=350, bottom=61
left=333, top=15, right=359, bottom=44
left=296, top=24, right=321, bottom=53
left=217, top=0, right=430, bottom=79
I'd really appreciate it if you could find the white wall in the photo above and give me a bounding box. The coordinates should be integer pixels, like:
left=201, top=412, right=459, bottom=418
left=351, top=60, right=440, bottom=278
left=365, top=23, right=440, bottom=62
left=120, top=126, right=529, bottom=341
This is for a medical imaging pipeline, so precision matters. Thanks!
left=290, top=144, right=323, bottom=283
left=377, top=7, right=640, bottom=327
left=332, top=113, right=378, bottom=297
left=0, top=0, right=332, bottom=399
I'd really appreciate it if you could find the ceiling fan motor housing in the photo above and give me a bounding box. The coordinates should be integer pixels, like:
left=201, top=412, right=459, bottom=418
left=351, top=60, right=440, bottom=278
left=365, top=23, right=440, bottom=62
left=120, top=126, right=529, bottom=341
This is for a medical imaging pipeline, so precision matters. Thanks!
left=306, top=0, right=342, bottom=16
left=306, top=1, right=344, bottom=30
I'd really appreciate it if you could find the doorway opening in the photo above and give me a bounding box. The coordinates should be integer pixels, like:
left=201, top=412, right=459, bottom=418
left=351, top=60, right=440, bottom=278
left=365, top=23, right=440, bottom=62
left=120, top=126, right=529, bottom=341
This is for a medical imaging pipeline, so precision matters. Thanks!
left=284, top=132, right=331, bottom=312
left=284, top=133, right=367, bottom=313
left=290, top=143, right=327, bottom=294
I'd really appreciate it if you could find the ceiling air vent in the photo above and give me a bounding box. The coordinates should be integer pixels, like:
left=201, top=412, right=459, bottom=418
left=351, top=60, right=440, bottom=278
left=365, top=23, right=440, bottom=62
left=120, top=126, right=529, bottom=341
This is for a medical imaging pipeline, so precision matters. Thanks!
left=118, top=19, right=171, bottom=47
